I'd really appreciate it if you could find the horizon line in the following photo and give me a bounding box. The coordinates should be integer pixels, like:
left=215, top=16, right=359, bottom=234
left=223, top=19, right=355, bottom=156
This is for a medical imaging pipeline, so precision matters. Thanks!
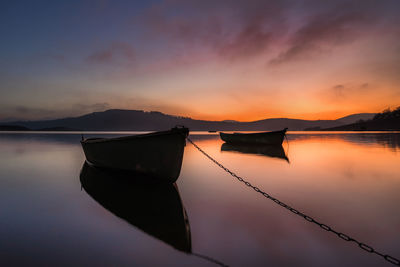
left=0, top=108, right=378, bottom=124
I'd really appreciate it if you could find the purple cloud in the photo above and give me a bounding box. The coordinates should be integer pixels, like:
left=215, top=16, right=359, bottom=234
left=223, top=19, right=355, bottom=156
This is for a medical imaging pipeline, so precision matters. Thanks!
left=135, top=0, right=396, bottom=65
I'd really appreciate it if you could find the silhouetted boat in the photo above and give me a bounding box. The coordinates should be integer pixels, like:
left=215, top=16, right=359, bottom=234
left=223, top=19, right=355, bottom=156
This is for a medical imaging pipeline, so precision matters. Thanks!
left=80, top=127, right=189, bottom=183
left=221, top=143, right=289, bottom=162
left=79, top=162, right=191, bottom=253
left=220, top=128, right=288, bottom=145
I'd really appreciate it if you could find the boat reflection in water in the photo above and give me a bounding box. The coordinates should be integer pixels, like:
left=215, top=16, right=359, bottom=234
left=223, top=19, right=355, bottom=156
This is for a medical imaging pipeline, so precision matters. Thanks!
left=79, top=162, right=191, bottom=253
left=221, top=143, right=289, bottom=162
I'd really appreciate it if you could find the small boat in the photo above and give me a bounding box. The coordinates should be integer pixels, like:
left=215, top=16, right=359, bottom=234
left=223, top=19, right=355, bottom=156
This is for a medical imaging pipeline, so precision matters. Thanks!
left=208, top=130, right=217, bottom=133
left=79, top=162, right=191, bottom=253
left=221, top=143, right=289, bottom=162
left=80, top=127, right=189, bottom=183
left=220, top=128, right=288, bottom=145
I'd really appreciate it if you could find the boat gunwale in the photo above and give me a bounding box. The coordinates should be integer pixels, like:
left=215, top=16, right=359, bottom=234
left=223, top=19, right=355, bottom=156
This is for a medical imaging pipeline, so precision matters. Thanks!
left=81, top=127, right=188, bottom=144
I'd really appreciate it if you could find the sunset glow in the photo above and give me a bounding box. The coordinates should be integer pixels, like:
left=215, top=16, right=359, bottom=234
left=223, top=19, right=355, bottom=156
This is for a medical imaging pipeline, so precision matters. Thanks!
left=1, top=0, right=399, bottom=121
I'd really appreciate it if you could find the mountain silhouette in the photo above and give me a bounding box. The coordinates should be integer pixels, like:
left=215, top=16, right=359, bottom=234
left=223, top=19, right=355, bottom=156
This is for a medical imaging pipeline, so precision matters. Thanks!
left=324, top=108, right=400, bottom=131
left=1, top=109, right=376, bottom=131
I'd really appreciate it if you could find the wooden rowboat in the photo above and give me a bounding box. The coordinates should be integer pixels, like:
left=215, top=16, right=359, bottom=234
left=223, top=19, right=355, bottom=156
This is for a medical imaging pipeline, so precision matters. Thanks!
left=79, top=162, right=191, bottom=253
left=80, top=127, right=189, bottom=183
left=220, top=128, right=288, bottom=145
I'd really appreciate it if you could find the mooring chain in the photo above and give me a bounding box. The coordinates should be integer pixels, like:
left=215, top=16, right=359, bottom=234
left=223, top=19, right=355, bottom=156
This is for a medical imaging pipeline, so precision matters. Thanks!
left=185, top=137, right=400, bottom=266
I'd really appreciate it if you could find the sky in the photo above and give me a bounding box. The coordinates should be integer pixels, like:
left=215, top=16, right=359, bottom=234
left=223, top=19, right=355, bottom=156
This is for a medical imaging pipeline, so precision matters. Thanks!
left=0, top=0, right=399, bottom=121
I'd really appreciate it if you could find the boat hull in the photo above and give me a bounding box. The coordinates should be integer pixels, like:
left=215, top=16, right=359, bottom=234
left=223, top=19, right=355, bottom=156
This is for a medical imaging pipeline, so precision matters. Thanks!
left=220, top=128, right=287, bottom=145
left=80, top=127, right=188, bottom=183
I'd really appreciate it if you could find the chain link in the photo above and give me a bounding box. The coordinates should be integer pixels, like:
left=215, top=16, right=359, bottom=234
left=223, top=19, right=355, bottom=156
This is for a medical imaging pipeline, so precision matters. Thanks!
left=186, top=136, right=400, bottom=266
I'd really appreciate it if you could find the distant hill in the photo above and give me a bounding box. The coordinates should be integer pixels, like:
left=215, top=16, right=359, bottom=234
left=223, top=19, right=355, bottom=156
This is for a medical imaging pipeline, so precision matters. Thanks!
left=0, top=109, right=377, bottom=131
left=0, top=125, right=31, bottom=131
left=0, top=125, right=80, bottom=131
left=334, top=113, right=376, bottom=125
left=304, top=113, right=376, bottom=131
left=324, top=107, right=400, bottom=131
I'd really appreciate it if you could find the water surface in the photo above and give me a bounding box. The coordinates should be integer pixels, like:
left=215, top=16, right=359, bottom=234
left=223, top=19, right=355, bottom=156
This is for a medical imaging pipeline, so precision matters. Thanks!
left=0, top=132, right=399, bottom=266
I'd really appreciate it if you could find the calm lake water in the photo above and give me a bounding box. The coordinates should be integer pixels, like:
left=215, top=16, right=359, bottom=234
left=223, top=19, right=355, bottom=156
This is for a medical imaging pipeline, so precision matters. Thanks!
left=1, top=132, right=399, bottom=266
